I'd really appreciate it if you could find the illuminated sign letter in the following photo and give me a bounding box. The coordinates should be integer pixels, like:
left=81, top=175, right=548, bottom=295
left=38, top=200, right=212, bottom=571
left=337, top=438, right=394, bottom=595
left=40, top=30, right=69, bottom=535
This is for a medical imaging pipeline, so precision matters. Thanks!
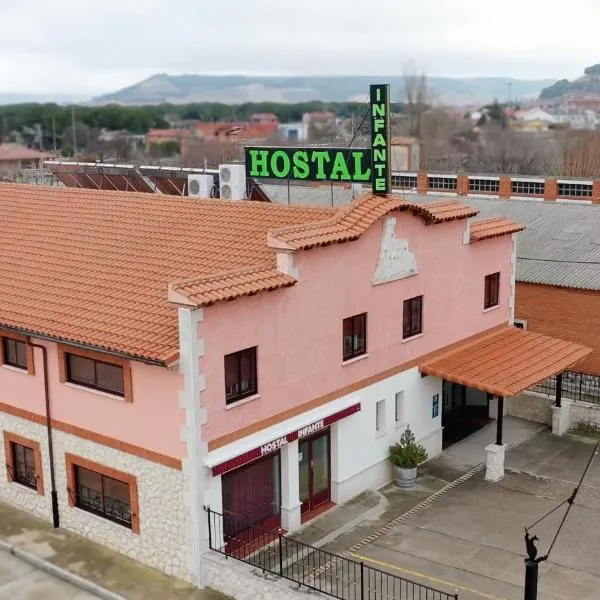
left=293, top=151, right=310, bottom=179
left=311, top=150, right=332, bottom=180
left=330, top=152, right=351, bottom=180
left=248, top=149, right=270, bottom=177
left=271, top=150, right=291, bottom=178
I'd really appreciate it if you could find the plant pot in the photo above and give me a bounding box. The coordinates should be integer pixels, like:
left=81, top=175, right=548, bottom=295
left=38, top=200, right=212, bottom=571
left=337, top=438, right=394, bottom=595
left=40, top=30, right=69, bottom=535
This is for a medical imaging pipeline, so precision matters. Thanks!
left=393, top=465, right=418, bottom=488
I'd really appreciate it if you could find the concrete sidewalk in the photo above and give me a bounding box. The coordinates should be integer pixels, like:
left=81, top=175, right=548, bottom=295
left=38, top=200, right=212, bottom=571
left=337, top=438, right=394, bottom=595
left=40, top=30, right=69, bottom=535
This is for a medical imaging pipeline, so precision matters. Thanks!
left=0, top=502, right=229, bottom=600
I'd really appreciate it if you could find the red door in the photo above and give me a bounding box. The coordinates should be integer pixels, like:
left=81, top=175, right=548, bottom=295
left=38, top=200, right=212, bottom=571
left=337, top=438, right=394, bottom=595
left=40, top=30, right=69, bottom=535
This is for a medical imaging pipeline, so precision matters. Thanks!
left=299, top=430, right=331, bottom=514
left=222, top=453, right=281, bottom=538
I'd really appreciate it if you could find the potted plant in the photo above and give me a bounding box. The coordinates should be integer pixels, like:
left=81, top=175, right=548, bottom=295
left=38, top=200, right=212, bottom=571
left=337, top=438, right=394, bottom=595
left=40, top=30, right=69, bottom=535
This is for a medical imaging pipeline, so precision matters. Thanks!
left=389, top=426, right=428, bottom=488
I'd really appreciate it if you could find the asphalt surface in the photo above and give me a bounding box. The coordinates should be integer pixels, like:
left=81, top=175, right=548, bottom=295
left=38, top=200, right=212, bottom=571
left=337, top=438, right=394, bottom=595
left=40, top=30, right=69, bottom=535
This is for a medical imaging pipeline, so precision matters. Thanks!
left=0, top=551, right=99, bottom=600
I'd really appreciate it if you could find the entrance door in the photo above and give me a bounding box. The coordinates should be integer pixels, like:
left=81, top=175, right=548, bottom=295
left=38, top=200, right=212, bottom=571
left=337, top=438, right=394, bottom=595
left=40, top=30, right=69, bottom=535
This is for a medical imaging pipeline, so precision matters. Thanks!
left=299, top=431, right=330, bottom=514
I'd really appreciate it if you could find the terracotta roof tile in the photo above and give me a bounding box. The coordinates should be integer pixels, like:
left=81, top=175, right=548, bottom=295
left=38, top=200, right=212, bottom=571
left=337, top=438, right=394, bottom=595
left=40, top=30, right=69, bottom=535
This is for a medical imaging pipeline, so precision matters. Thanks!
left=169, top=263, right=296, bottom=307
left=420, top=326, right=592, bottom=397
left=268, top=194, right=478, bottom=250
left=0, top=183, right=334, bottom=363
left=470, top=216, right=524, bottom=242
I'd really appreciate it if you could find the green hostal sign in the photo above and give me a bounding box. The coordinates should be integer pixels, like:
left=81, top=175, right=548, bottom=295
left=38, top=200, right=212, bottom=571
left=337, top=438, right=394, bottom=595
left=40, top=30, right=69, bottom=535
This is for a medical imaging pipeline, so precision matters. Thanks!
left=244, top=83, right=392, bottom=195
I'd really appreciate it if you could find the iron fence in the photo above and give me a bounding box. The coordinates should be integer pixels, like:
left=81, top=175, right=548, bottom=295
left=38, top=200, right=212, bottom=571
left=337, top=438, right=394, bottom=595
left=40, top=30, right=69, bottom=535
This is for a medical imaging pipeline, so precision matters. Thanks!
left=205, top=507, right=458, bottom=600
left=530, top=371, right=600, bottom=405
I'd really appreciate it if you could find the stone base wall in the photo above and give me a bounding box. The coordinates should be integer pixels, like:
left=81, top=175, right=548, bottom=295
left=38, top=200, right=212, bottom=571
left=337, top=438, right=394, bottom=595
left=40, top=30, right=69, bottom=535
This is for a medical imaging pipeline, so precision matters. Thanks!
left=571, top=400, right=600, bottom=431
left=507, top=393, right=553, bottom=425
left=0, top=411, right=190, bottom=581
left=203, top=553, right=317, bottom=600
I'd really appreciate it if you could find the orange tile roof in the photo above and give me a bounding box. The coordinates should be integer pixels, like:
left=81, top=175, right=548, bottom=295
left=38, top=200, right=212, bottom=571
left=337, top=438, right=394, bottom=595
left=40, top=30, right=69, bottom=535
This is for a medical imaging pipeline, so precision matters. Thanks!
left=470, top=216, right=524, bottom=242
left=420, top=326, right=592, bottom=397
left=267, top=195, right=478, bottom=251
left=0, top=183, right=335, bottom=363
left=0, top=186, right=479, bottom=363
left=169, top=263, right=296, bottom=307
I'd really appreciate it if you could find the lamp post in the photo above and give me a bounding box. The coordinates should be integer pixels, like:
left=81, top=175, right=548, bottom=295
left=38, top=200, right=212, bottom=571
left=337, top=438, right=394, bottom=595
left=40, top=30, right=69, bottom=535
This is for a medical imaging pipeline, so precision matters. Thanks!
left=522, top=442, right=598, bottom=600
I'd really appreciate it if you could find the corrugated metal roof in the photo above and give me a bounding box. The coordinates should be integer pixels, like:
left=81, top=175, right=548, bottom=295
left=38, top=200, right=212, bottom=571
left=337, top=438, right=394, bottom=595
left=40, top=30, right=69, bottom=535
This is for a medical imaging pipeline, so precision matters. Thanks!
left=464, top=197, right=600, bottom=291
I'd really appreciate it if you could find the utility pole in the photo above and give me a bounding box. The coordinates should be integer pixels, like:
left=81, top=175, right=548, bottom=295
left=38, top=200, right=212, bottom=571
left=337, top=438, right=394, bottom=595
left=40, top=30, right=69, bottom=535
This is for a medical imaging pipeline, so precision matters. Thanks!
left=52, top=116, right=57, bottom=151
left=71, top=107, right=77, bottom=155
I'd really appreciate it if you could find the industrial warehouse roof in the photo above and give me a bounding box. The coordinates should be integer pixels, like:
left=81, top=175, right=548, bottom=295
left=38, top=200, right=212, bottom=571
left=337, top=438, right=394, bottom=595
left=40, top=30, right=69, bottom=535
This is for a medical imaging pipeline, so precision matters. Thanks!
left=0, top=185, right=482, bottom=364
left=464, top=198, right=600, bottom=291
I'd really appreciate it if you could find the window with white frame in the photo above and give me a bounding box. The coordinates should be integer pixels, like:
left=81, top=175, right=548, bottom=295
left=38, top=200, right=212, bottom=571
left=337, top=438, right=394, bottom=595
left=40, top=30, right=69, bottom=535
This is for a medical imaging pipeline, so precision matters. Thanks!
left=514, top=319, right=528, bottom=330
left=394, top=391, right=405, bottom=425
left=376, top=399, right=386, bottom=432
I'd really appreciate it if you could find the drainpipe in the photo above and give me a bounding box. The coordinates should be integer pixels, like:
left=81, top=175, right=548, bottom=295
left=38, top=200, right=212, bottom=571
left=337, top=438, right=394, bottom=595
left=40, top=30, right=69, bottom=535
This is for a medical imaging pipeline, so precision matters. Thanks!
left=28, top=339, right=60, bottom=528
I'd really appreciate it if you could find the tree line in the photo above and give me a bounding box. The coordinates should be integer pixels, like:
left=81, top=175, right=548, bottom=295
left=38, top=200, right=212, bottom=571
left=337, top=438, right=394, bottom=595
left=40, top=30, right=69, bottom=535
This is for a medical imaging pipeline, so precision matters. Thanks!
left=0, top=100, right=408, bottom=138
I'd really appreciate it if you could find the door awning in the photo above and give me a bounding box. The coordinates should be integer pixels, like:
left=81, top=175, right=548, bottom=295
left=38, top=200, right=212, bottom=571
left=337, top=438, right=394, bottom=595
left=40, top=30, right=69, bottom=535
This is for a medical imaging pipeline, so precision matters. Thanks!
left=420, top=326, right=592, bottom=398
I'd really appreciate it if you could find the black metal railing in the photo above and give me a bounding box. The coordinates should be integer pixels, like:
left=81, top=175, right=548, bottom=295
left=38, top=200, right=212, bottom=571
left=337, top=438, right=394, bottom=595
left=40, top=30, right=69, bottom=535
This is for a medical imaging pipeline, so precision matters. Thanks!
left=530, top=371, right=600, bottom=405
left=205, top=507, right=458, bottom=600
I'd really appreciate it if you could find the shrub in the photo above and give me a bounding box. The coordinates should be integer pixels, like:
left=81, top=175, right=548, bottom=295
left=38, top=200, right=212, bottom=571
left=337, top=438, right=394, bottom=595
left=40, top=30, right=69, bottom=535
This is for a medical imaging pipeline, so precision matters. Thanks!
left=389, top=426, right=428, bottom=468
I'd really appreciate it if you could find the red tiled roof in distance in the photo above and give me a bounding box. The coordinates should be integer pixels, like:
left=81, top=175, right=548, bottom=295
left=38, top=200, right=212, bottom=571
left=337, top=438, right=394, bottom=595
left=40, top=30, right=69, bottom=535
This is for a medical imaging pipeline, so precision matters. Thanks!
left=0, top=143, right=46, bottom=161
left=0, top=183, right=336, bottom=363
left=420, top=327, right=592, bottom=397
left=470, top=216, right=524, bottom=242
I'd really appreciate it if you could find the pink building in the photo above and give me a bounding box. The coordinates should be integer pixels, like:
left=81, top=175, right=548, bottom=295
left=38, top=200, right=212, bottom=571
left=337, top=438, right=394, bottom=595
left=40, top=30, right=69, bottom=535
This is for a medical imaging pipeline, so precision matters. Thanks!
left=0, top=183, right=588, bottom=588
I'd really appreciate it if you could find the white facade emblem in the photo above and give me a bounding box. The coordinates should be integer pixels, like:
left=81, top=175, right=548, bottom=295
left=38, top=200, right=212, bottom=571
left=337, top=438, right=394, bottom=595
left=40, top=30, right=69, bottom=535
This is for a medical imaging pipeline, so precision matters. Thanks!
left=372, top=216, right=418, bottom=285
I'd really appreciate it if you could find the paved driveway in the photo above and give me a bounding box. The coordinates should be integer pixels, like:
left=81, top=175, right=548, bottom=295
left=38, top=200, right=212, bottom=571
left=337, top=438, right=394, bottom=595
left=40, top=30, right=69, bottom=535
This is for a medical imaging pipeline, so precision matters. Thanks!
left=0, top=551, right=98, bottom=600
left=324, top=430, right=600, bottom=600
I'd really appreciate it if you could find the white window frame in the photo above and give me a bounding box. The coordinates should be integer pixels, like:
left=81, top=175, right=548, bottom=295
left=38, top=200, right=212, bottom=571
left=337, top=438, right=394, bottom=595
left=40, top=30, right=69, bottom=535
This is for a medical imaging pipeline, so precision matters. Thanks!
left=376, top=399, right=386, bottom=434
left=394, top=391, right=405, bottom=428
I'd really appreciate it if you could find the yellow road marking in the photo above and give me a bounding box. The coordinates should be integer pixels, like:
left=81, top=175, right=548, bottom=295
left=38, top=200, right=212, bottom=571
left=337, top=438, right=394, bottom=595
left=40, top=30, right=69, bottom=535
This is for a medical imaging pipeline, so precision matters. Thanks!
left=349, top=552, right=507, bottom=600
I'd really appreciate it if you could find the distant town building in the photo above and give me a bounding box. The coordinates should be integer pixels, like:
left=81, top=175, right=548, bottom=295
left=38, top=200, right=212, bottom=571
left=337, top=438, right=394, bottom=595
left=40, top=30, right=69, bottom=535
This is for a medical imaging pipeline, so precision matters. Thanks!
left=249, top=113, right=279, bottom=125
left=0, top=143, right=47, bottom=174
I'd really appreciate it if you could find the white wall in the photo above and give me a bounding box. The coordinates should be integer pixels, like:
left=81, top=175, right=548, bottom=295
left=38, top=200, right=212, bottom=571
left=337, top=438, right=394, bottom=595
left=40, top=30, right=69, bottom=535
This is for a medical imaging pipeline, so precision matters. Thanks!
left=333, top=366, right=442, bottom=503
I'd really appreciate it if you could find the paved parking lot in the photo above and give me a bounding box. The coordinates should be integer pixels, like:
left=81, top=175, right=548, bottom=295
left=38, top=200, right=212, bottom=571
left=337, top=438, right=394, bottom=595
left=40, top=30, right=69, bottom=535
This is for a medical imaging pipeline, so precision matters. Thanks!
left=343, top=431, right=600, bottom=600
left=0, top=551, right=98, bottom=600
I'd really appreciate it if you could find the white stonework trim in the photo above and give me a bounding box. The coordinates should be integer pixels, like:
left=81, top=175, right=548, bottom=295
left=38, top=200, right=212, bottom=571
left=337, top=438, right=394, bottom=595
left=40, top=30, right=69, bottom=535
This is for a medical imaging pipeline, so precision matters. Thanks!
left=463, top=220, right=471, bottom=245
left=204, top=394, right=360, bottom=469
left=508, top=234, right=517, bottom=325
left=276, top=250, right=299, bottom=279
left=0, top=411, right=188, bottom=580
left=178, top=307, right=208, bottom=587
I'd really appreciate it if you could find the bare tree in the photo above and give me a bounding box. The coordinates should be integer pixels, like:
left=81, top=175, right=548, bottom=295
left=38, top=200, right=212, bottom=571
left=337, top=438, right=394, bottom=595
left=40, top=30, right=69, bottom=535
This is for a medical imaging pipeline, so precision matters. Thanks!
left=465, top=127, right=544, bottom=174
left=403, top=61, right=430, bottom=139
left=181, top=138, right=243, bottom=168
left=545, top=130, right=600, bottom=177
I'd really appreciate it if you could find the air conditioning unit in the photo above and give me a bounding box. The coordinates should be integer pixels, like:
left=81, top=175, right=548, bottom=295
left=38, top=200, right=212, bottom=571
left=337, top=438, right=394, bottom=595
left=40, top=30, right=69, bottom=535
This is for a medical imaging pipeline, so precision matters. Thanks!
left=187, top=174, right=215, bottom=198
left=218, top=164, right=247, bottom=201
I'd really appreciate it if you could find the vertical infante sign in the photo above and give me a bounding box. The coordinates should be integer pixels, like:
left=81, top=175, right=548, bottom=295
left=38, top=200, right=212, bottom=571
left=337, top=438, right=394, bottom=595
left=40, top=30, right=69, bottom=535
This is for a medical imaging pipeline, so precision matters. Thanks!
left=244, top=83, right=392, bottom=194
left=369, top=84, right=391, bottom=194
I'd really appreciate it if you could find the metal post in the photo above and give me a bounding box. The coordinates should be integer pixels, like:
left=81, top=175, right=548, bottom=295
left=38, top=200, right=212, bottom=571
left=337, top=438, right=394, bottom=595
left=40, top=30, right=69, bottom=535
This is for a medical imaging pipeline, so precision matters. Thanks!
left=524, top=559, right=539, bottom=600
left=496, top=396, right=504, bottom=446
left=555, top=373, right=563, bottom=408
left=207, top=507, right=213, bottom=550
left=278, top=530, right=284, bottom=576
left=360, top=561, right=365, bottom=600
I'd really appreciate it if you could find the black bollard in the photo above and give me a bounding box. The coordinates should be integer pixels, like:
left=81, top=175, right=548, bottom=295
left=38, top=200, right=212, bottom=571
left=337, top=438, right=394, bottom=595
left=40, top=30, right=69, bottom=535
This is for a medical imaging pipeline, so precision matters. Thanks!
left=524, top=559, right=539, bottom=600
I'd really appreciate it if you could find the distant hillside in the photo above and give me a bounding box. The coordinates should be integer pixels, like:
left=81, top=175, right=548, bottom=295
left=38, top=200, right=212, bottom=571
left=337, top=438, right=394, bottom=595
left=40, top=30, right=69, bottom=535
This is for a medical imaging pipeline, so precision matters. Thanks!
left=0, top=93, right=89, bottom=106
left=92, top=74, right=555, bottom=106
left=540, top=64, right=600, bottom=100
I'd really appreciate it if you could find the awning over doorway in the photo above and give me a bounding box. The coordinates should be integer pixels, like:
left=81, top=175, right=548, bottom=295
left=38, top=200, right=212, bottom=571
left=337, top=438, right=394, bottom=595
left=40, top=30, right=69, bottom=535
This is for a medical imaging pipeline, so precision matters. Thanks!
left=420, top=326, right=592, bottom=397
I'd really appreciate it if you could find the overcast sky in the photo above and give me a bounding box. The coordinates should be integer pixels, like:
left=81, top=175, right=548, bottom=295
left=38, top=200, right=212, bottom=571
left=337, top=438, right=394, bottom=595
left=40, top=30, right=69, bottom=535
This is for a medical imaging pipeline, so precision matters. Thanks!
left=1, top=0, right=598, bottom=95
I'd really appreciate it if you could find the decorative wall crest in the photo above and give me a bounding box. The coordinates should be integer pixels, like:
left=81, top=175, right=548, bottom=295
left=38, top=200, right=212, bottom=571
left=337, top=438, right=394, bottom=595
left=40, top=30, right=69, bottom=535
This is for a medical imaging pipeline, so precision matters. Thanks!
left=372, top=216, right=418, bottom=285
